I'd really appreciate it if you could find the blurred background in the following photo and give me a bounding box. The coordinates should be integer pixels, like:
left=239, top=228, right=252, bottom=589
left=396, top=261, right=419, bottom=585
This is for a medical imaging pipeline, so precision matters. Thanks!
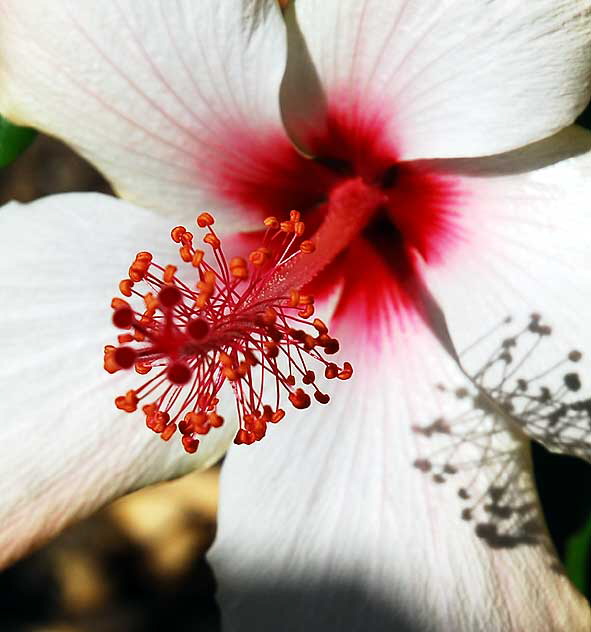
left=0, top=136, right=221, bottom=632
left=0, top=107, right=590, bottom=632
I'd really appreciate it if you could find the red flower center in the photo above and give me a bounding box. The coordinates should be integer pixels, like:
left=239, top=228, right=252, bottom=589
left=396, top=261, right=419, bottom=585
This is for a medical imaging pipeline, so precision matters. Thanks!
left=214, top=98, right=464, bottom=342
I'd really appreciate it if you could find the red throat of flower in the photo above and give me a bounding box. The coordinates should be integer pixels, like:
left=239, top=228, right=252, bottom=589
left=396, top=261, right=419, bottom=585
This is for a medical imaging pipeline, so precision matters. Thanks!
left=104, top=211, right=353, bottom=454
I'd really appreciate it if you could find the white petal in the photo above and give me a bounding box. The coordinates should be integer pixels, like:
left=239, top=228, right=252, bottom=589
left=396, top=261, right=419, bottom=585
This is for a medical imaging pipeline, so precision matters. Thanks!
left=0, top=1, right=287, bottom=229
left=209, top=277, right=590, bottom=631
left=0, top=194, right=237, bottom=568
left=420, top=126, right=591, bottom=462
left=285, top=0, right=591, bottom=160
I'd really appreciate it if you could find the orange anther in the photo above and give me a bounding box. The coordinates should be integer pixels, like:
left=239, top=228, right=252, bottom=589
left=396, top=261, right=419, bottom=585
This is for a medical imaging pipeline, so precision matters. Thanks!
left=261, top=405, right=273, bottom=421
left=197, top=212, right=215, bottom=227
left=171, top=226, right=186, bottom=243
left=219, top=352, right=233, bottom=368
left=324, top=338, right=340, bottom=355
left=234, top=429, right=252, bottom=445
left=280, top=220, right=293, bottom=233
left=129, top=262, right=149, bottom=282
left=315, top=336, right=340, bottom=355
left=294, top=221, right=305, bottom=237
left=271, top=409, right=285, bottom=423
left=324, top=363, right=339, bottom=379
left=119, top=279, right=134, bottom=297
left=302, top=370, right=316, bottom=385
left=223, top=367, right=240, bottom=381
left=251, top=417, right=267, bottom=440
left=229, top=256, right=248, bottom=280
left=179, top=245, right=193, bottom=262
left=299, top=240, right=315, bottom=254
left=249, top=247, right=271, bottom=267
left=179, top=411, right=207, bottom=434
left=264, top=216, right=279, bottom=229
left=111, top=297, right=130, bottom=311
left=289, top=210, right=301, bottom=222
left=191, top=411, right=209, bottom=427
left=160, top=423, right=177, bottom=441
left=298, top=304, right=315, bottom=319
left=103, top=345, right=120, bottom=374
left=231, top=267, right=248, bottom=280
left=230, top=256, right=246, bottom=268
left=118, top=333, right=134, bottom=344
left=128, top=252, right=153, bottom=281
left=192, top=249, right=204, bottom=267
left=180, top=231, right=194, bottom=245
left=314, top=391, right=330, bottom=404
left=146, top=410, right=170, bottom=433
left=182, top=436, right=200, bottom=453
left=135, top=361, right=152, bottom=375
left=338, top=362, right=353, bottom=380
left=208, top=413, right=224, bottom=428
left=298, top=294, right=314, bottom=305
left=195, top=293, right=209, bottom=309
left=178, top=415, right=191, bottom=435
left=288, top=388, right=311, bottom=410
left=115, top=389, right=138, bottom=413
left=313, top=318, right=328, bottom=335
left=163, top=265, right=177, bottom=283
left=195, top=269, right=215, bottom=306
left=143, top=292, right=159, bottom=311
left=289, top=289, right=299, bottom=307
left=204, top=233, right=221, bottom=249
left=194, top=422, right=212, bottom=435
left=142, top=403, right=158, bottom=417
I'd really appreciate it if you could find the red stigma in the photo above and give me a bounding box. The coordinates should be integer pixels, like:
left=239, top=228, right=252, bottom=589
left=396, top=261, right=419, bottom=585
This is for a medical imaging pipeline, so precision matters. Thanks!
left=158, top=285, right=182, bottom=307
left=112, top=306, right=134, bottom=328
left=187, top=317, right=210, bottom=340
left=167, top=362, right=192, bottom=385
left=105, top=212, right=353, bottom=453
left=113, top=346, right=136, bottom=369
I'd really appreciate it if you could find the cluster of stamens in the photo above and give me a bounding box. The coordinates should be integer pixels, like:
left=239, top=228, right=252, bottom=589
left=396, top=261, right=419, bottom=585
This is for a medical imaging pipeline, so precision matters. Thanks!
left=105, top=211, right=352, bottom=453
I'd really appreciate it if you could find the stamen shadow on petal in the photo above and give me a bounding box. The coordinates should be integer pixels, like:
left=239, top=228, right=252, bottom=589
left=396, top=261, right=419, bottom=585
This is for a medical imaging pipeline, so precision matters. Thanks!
left=412, top=391, right=556, bottom=560
left=463, top=313, right=591, bottom=462
left=412, top=313, right=591, bottom=568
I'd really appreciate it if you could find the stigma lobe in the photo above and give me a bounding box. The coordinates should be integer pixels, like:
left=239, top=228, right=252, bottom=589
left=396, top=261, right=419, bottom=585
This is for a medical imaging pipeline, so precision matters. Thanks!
left=105, top=211, right=352, bottom=453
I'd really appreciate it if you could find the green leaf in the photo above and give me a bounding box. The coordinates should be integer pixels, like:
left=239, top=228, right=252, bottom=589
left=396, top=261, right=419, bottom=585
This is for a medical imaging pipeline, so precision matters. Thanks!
left=565, top=512, right=591, bottom=598
left=0, top=115, right=36, bottom=167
